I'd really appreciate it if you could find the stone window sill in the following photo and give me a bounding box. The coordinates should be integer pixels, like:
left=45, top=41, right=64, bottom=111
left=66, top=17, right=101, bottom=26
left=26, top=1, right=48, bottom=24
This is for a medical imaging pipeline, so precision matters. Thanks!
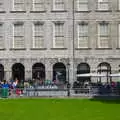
left=51, top=48, right=67, bottom=50
left=75, top=48, right=92, bottom=50
left=30, top=10, right=46, bottom=13
left=10, top=48, right=26, bottom=50
left=95, top=48, right=112, bottom=50
left=10, top=11, right=26, bottom=13
left=75, top=10, right=91, bottom=13
left=51, top=10, right=67, bottom=12
left=30, top=48, right=47, bottom=50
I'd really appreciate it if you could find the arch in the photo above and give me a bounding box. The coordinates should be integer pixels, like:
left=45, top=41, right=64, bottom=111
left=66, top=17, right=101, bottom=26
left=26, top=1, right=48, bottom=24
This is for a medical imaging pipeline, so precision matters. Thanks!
left=77, top=63, right=90, bottom=83
left=0, top=64, right=4, bottom=81
left=53, top=62, right=66, bottom=84
left=32, top=63, right=45, bottom=81
left=12, top=63, right=25, bottom=82
left=97, top=62, right=111, bottom=83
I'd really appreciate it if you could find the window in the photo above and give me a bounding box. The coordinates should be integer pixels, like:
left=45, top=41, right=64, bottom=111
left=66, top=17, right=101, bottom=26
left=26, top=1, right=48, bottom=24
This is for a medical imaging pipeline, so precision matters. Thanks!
left=33, top=22, right=44, bottom=48
left=0, top=0, right=4, bottom=11
left=53, top=0, right=65, bottom=11
left=118, top=24, right=120, bottom=47
left=97, top=0, right=109, bottom=11
left=0, top=24, right=4, bottom=49
left=119, top=0, right=120, bottom=10
left=78, top=23, right=88, bottom=48
left=13, top=0, right=25, bottom=11
left=53, top=22, right=64, bottom=48
left=32, top=0, right=44, bottom=11
left=98, top=23, right=109, bottom=48
left=13, top=23, right=25, bottom=48
left=76, top=0, right=88, bottom=11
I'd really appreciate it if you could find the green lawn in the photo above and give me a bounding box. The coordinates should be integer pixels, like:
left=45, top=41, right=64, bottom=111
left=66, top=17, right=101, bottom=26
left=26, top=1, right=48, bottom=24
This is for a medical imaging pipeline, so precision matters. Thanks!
left=0, top=98, right=120, bottom=120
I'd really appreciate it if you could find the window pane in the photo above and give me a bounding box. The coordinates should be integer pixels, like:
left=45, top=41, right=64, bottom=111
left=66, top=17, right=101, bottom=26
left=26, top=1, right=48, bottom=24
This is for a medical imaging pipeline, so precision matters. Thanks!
left=34, top=36, right=44, bottom=48
left=0, top=37, right=3, bottom=48
left=77, top=0, right=88, bottom=11
left=34, top=24, right=43, bottom=36
left=78, top=37, right=88, bottom=48
left=98, top=3, right=108, bottom=10
left=14, top=24, right=24, bottom=36
left=0, top=24, right=3, bottom=36
left=33, top=0, right=44, bottom=11
left=14, top=36, right=24, bottom=48
left=78, top=24, right=88, bottom=48
left=77, top=4, right=88, bottom=11
left=14, top=24, right=24, bottom=48
left=14, top=0, right=24, bottom=11
left=54, top=0, right=64, bottom=10
left=54, top=23, right=64, bottom=48
left=98, top=36, right=109, bottom=48
left=98, top=0, right=109, bottom=10
left=33, top=23, right=44, bottom=48
left=55, top=36, right=64, bottom=47
left=98, top=24, right=108, bottom=36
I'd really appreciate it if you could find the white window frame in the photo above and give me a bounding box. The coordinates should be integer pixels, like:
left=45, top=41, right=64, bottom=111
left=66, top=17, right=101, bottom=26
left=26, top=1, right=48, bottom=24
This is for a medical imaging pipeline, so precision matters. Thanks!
left=97, top=22, right=109, bottom=48
left=76, top=0, right=88, bottom=11
left=77, top=23, right=89, bottom=48
left=13, top=23, right=24, bottom=48
left=32, top=0, right=45, bottom=11
left=118, top=24, right=120, bottom=48
left=13, top=0, right=25, bottom=11
left=97, top=0, right=109, bottom=11
left=53, top=0, right=65, bottom=11
left=0, top=0, right=4, bottom=11
left=118, top=0, right=120, bottom=10
left=32, top=22, right=44, bottom=48
left=53, top=22, right=65, bottom=48
left=0, top=24, right=4, bottom=49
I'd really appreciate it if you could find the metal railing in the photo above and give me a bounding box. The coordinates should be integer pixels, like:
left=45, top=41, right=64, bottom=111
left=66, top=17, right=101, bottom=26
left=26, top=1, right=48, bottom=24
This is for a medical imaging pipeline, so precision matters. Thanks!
left=1, top=86, right=120, bottom=98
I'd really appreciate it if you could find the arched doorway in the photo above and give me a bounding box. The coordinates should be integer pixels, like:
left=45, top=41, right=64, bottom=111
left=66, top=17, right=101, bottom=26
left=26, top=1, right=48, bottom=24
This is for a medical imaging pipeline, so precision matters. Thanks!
left=77, top=63, right=90, bottom=85
left=32, top=63, right=45, bottom=81
left=97, top=62, right=111, bottom=83
left=0, top=64, right=4, bottom=81
left=12, top=63, right=25, bottom=82
left=53, top=62, right=66, bottom=84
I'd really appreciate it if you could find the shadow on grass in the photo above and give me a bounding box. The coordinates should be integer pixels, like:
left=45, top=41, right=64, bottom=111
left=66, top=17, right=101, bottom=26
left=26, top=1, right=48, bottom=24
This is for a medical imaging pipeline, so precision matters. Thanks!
left=90, top=96, right=120, bottom=104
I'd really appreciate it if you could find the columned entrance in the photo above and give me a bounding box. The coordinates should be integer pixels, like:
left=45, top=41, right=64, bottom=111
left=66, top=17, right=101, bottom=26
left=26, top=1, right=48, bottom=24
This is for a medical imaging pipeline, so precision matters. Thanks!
left=12, top=63, right=25, bottom=82
left=53, top=62, right=66, bottom=84
left=97, top=62, right=111, bottom=83
left=0, top=64, right=4, bottom=81
left=32, top=63, right=45, bottom=81
left=77, top=63, right=90, bottom=85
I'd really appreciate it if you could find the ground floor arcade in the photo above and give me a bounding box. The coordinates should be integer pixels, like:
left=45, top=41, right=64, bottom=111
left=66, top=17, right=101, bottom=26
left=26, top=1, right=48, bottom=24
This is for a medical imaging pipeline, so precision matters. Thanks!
left=0, top=57, right=119, bottom=84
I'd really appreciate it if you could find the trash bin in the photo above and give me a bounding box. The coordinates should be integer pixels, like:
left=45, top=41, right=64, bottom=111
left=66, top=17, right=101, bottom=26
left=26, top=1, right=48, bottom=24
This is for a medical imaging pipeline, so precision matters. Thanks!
left=1, top=88, right=8, bottom=98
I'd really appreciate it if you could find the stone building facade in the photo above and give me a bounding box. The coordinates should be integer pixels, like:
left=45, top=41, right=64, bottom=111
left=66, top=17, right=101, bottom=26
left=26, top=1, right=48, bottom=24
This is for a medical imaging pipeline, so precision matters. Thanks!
left=0, top=0, right=120, bottom=84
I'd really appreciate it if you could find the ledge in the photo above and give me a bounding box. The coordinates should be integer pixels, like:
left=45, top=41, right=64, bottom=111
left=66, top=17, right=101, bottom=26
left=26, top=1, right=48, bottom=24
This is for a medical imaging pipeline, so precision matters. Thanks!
left=10, top=11, right=26, bottom=13
left=75, top=48, right=92, bottom=50
left=95, top=48, right=112, bottom=50
left=116, top=10, right=120, bottom=12
left=51, top=48, right=67, bottom=50
left=30, top=48, right=47, bottom=50
left=10, top=48, right=26, bottom=50
left=0, top=11, right=6, bottom=13
left=116, top=48, right=120, bottom=49
left=30, top=10, right=46, bottom=13
left=75, top=10, right=91, bottom=13
left=0, top=48, right=6, bottom=50
left=51, top=10, right=67, bottom=12
left=95, top=10, right=112, bottom=12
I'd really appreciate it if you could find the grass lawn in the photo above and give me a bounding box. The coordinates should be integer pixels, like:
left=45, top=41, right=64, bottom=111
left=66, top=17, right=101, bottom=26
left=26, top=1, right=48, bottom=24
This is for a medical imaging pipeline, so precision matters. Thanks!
left=0, top=98, right=120, bottom=120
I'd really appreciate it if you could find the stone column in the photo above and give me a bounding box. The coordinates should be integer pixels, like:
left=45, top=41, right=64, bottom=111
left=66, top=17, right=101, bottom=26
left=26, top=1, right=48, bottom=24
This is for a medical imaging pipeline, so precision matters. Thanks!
left=25, top=70, right=32, bottom=80
left=5, top=70, right=12, bottom=81
left=45, top=62, right=52, bottom=80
